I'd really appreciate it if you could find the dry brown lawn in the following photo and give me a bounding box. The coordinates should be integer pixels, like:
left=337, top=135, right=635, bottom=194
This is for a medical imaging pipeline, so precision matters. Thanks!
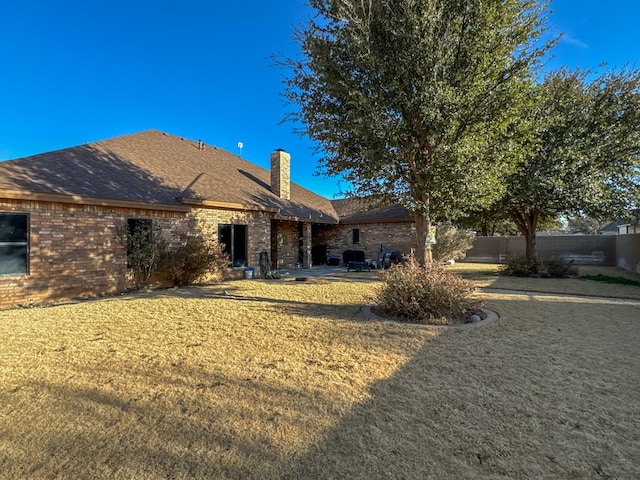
left=1, top=267, right=639, bottom=479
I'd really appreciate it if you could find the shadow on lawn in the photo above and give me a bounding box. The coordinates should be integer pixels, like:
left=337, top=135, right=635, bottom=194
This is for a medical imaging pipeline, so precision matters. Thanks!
left=279, top=294, right=640, bottom=479
left=12, top=362, right=346, bottom=478
left=121, top=283, right=369, bottom=323
left=4, top=294, right=638, bottom=479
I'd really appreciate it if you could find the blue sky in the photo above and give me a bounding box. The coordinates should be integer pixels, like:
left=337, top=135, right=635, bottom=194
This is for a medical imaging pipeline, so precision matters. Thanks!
left=1, top=1, right=638, bottom=199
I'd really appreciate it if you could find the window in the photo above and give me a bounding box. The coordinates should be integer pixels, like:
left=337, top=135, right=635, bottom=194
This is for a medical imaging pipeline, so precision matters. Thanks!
left=219, top=224, right=247, bottom=267
left=352, top=228, right=360, bottom=245
left=0, top=213, right=29, bottom=275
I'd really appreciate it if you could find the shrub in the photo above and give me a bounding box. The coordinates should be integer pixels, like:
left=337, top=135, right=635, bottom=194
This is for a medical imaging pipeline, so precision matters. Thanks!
left=538, top=255, right=578, bottom=278
left=502, top=255, right=537, bottom=277
left=375, top=258, right=482, bottom=325
left=502, top=255, right=578, bottom=278
left=158, top=235, right=229, bottom=286
left=432, top=223, right=476, bottom=263
left=114, top=221, right=165, bottom=290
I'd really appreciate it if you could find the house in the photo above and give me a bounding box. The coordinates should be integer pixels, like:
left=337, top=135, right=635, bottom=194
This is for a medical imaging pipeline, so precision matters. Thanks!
left=0, top=129, right=415, bottom=309
left=315, top=198, right=416, bottom=263
left=600, top=220, right=640, bottom=235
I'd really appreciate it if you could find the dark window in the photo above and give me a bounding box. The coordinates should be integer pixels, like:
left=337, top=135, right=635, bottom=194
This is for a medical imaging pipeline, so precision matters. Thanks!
left=0, top=213, right=29, bottom=275
left=352, top=228, right=360, bottom=245
left=219, top=224, right=247, bottom=267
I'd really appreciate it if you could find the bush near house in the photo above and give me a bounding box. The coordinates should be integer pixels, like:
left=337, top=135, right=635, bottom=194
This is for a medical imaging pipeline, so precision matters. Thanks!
left=115, top=222, right=229, bottom=289
left=375, top=259, right=482, bottom=325
left=157, top=235, right=229, bottom=286
left=114, top=221, right=164, bottom=290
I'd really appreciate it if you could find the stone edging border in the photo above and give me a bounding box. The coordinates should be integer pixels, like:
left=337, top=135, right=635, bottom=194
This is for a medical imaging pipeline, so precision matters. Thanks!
left=361, top=304, right=499, bottom=329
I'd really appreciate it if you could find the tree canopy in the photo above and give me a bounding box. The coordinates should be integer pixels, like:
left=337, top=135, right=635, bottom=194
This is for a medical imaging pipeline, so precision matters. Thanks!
left=282, top=0, right=553, bottom=264
left=493, top=67, right=640, bottom=258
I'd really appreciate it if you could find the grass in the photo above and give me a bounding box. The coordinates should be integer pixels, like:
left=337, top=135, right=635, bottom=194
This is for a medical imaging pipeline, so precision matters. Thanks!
left=1, top=268, right=639, bottom=479
left=448, top=262, right=640, bottom=300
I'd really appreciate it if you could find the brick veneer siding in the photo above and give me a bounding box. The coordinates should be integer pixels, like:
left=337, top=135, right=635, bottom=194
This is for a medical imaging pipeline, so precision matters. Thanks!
left=318, top=221, right=417, bottom=263
left=193, top=207, right=272, bottom=274
left=272, top=220, right=301, bottom=269
left=0, top=199, right=196, bottom=309
left=0, top=200, right=274, bottom=310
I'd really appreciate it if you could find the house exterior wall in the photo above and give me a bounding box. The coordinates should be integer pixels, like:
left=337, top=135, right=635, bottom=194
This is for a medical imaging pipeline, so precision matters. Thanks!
left=0, top=200, right=275, bottom=310
left=317, top=221, right=416, bottom=263
left=193, top=208, right=272, bottom=270
left=0, top=199, right=193, bottom=309
left=273, top=220, right=300, bottom=269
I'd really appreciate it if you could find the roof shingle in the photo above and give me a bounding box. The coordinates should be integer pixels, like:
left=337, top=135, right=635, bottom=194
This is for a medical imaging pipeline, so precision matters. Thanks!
left=0, top=130, right=339, bottom=223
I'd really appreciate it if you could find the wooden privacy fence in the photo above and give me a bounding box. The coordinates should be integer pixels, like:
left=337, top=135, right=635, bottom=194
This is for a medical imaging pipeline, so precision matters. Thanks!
left=464, top=234, right=640, bottom=276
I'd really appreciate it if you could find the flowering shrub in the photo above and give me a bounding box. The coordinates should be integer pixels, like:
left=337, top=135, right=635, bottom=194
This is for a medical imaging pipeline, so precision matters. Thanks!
left=375, top=258, right=482, bottom=325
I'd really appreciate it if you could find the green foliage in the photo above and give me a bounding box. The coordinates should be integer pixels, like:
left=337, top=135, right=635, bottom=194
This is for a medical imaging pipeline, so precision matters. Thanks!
left=281, top=0, right=553, bottom=264
left=486, top=67, right=640, bottom=259
left=502, top=255, right=538, bottom=277
left=432, top=223, right=476, bottom=262
left=114, top=221, right=164, bottom=290
left=264, top=270, right=281, bottom=280
left=538, top=256, right=578, bottom=278
left=157, top=235, right=229, bottom=286
left=502, top=255, right=578, bottom=278
left=460, top=207, right=520, bottom=236
left=375, top=259, right=481, bottom=325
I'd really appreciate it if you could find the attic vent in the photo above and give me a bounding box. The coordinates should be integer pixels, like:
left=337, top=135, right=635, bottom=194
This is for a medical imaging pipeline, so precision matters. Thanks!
left=198, top=139, right=204, bottom=150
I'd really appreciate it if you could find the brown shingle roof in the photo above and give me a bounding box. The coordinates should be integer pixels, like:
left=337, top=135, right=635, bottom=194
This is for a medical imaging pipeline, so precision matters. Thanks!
left=0, top=130, right=339, bottom=223
left=331, top=197, right=412, bottom=223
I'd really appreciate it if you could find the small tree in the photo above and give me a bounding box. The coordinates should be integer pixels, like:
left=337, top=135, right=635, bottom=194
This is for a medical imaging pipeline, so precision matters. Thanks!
left=566, top=215, right=607, bottom=234
left=114, top=220, right=165, bottom=290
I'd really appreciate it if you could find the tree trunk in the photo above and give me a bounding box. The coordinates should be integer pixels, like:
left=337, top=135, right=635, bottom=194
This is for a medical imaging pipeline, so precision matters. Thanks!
left=524, top=229, right=536, bottom=260
left=414, top=212, right=433, bottom=265
left=511, top=209, right=539, bottom=260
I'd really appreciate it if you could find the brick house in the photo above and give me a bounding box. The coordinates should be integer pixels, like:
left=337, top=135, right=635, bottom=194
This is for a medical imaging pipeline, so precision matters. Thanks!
left=0, top=130, right=415, bottom=309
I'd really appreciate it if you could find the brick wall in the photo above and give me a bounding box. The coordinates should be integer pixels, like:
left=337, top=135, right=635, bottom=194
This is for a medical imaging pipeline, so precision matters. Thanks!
left=273, top=220, right=300, bottom=269
left=317, top=221, right=416, bottom=263
left=0, top=200, right=193, bottom=309
left=193, top=207, right=271, bottom=272
left=0, top=200, right=279, bottom=309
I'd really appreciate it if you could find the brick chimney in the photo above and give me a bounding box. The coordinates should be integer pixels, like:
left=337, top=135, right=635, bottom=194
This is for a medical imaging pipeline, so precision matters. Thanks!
left=270, top=149, right=291, bottom=200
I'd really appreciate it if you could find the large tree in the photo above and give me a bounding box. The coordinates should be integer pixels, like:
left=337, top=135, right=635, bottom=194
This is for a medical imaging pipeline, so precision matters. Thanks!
left=282, top=0, right=553, bottom=264
left=496, top=67, right=640, bottom=259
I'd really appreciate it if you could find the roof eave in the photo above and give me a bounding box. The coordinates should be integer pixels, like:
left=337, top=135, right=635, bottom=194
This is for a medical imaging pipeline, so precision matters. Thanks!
left=0, top=189, right=191, bottom=213
left=177, top=197, right=280, bottom=213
